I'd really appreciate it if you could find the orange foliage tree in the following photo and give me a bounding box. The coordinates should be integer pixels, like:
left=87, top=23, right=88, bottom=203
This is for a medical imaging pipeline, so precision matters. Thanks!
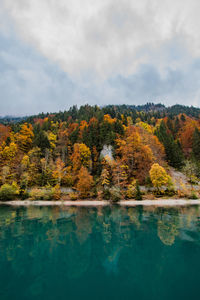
left=79, top=120, right=88, bottom=139
left=137, top=127, right=165, bottom=165
left=71, top=143, right=91, bottom=173
left=0, top=124, right=11, bottom=145
left=179, top=118, right=198, bottom=156
left=76, top=166, right=94, bottom=198
left=116, top=126, right=153, bottom=183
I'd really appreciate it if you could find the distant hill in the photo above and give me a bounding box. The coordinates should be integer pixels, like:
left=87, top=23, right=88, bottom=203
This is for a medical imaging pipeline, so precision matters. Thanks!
left=0, top=116, right=27, bottom=125
left=1, top=103, right=200, bottom=125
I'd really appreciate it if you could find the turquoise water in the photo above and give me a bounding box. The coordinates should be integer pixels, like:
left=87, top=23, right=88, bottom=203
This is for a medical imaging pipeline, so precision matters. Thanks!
left=0, top=205, right=200, bottom=300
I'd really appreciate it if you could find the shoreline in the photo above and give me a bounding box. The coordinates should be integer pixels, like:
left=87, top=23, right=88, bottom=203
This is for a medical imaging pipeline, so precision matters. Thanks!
left=1, top=199, right=200, bottom=207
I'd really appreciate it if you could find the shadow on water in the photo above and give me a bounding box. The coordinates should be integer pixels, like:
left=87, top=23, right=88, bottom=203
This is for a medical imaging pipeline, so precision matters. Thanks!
left=0, top=205, right=200, bottom=300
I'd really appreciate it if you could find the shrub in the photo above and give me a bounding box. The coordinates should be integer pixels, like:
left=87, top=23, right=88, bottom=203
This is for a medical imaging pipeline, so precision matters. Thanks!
left=52, top=184, right=61, bottom=200
left=177, top=180, right=189, bottom=198
left=0, top=182, right=19, bottom=201
left=30, top=188, right=44, bottom=200
left=30, top=185, right=61, bottom=200
left=69, top=192, right=78, bottom=200
left=177, top=189, right=189, bottom=198
left=90, top=186, right=98, bottom=198
left=126, top=180, right=136, bottom=199
left=62, top=172, right=74, bottom=187
left=154, top=189, right=165, bottom=197
left=102, top=188, right=111, bottom=200
left=19, top=188, right=29, bottom=200
left=43, top=188, right=54, bottom=200
left=189, top=175, right=199, bottom=185
left=189, top=191, right=198, bottom=199
left=110, top=186, right=122, bottom=202
left=19, top=178, right=29, bottom=199
left=145, top=176, right=152, bottom=187
left=164, top=187, right=176, bottom=197
left=135, top=181, right=142, bottom=200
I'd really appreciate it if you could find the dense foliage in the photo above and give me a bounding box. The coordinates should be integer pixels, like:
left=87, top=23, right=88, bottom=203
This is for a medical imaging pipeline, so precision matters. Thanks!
left=0, top=103, right=200, bottom=200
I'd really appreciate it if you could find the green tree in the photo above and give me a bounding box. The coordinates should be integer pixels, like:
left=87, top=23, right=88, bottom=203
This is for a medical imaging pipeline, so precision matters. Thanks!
left=192, top=127, right=200, bottom=161
left=135, top=181, right=142, bottom=200
left=33, top=130, right=50, bottom=155
left=0, top=182, right=19, bottom=201
left=156, top=121, right=183, bottom=168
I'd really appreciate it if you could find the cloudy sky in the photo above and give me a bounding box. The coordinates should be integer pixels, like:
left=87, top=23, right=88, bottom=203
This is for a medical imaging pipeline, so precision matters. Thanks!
left=1, top=0, right=200, bottom=116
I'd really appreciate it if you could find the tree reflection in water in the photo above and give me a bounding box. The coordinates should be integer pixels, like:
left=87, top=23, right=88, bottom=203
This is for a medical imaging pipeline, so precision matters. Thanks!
left=0, top=205, right=200, bottom=299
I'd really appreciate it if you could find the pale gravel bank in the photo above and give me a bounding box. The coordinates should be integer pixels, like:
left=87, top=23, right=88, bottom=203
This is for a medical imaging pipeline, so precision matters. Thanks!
left=120, top=199, right=200, bottom=206
left=0, top=200, right=110, bottom=206
left=0, top=199, right=200, bottom=206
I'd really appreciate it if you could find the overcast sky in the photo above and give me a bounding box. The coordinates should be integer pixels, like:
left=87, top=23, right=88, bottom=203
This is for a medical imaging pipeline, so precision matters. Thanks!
left=1, top=0, right=200, bottom=116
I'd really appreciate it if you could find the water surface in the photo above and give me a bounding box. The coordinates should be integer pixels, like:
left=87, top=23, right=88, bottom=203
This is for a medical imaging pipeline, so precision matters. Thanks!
left=0, top=205, right=200, bottom=300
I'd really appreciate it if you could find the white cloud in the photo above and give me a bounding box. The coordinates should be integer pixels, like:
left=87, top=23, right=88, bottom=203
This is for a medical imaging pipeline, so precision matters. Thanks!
left=2, top=0, right=200, bottom=79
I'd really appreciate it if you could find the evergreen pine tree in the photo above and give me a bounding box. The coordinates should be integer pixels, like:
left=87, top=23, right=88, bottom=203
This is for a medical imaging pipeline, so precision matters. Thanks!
left=135, top=180, right=142, bottom=200
left=192, top=127, right=200, bottom=161
left=180, top=114, right=186, bottom=122
left=156, top=120, right=183, bottom=168
left=174, top=117, right=180, bottom=135
left=33, top=130, right=50, bottom=155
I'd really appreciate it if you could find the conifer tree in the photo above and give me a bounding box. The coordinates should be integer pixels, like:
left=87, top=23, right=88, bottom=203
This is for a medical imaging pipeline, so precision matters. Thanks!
left=33, top=130, right=50, bottom=155
left=192, top=127, right=200, bottom=161
left=156, top=121, right=183, bottom=168
left=135, top=180, right=142, bottom=200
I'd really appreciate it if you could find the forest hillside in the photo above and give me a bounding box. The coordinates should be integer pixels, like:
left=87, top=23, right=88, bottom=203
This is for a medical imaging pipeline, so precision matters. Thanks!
left=0, top=103, right=200, bottom=201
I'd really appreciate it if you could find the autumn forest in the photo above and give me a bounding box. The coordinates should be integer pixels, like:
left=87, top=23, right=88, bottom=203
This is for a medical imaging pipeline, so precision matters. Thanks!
left=0, top=103, right=200, bottom=201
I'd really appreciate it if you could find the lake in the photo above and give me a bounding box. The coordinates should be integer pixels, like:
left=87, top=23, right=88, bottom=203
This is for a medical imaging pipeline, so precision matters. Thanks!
left=0, top=205, right=200, bottom=300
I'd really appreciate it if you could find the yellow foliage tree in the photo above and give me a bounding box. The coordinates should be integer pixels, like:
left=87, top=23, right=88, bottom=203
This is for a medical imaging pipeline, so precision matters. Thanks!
left=21, top=155, right=30, bottom=170
left=0, top=142, right=18, bottom=163
left=0, top=166, right=10, bottom=184
left=149, top=163, right=171, bottom=191
left=52, top=184, right=61, bottom=200
left=47, top=132, right=57, bottom=149
left=126, top=179, right=137, bottom=199
left=16, top=123, right=34, bottom=152
left=52, top=158, right=65, bottom=184
left=100, top=168, right=110, bottom=187
left=136, top=121, right=153, bottom=134
left=104, top=114, right=116, bottom=124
